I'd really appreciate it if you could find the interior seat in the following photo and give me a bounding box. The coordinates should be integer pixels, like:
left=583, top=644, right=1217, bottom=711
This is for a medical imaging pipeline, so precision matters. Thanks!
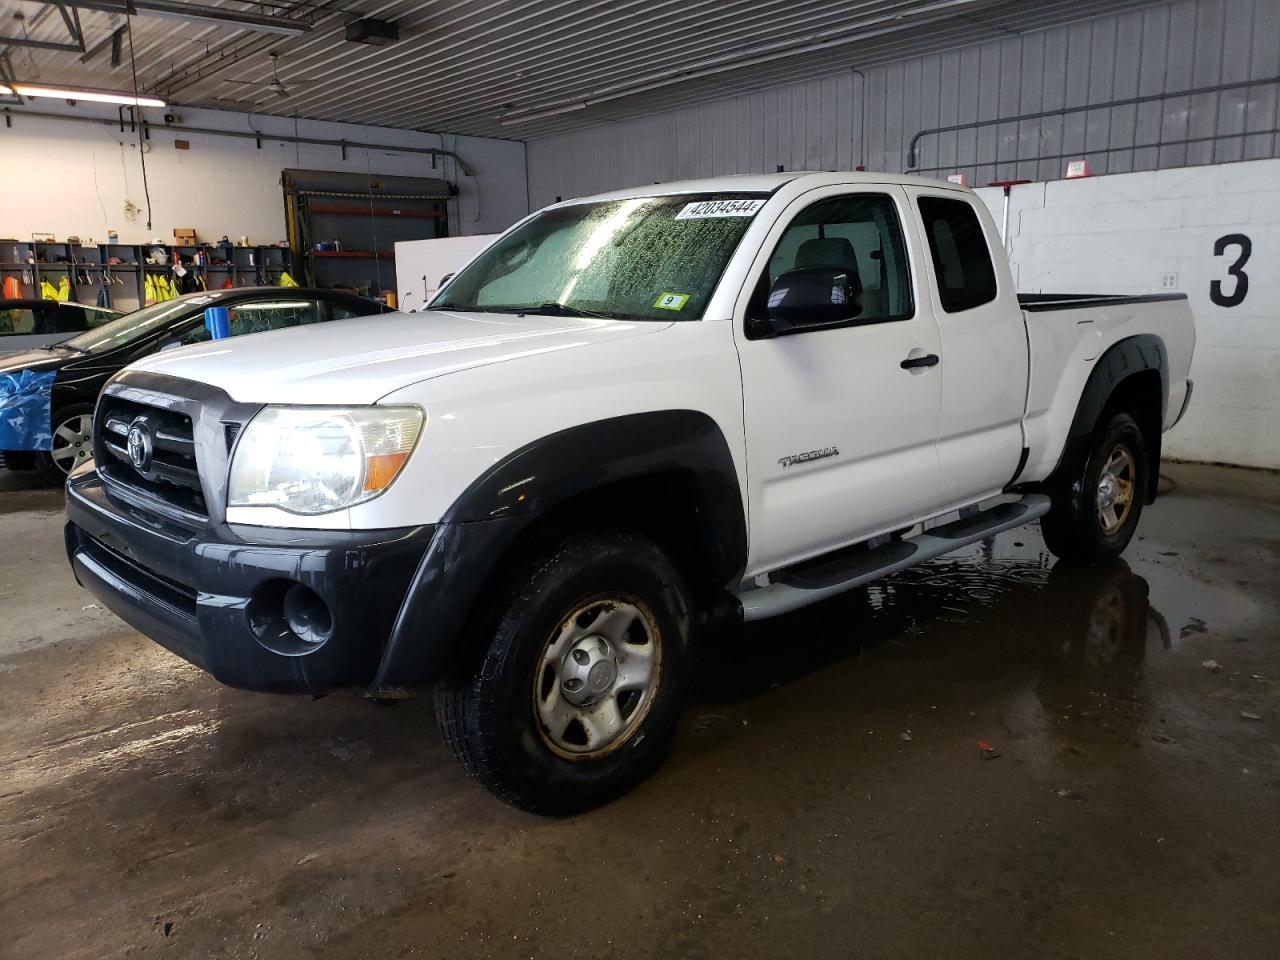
left=794, top=237, right=869, bottom=316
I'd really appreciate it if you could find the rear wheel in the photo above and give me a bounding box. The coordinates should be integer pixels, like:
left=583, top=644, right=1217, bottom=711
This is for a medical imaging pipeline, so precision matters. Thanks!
left=1041, top=411, right=1148, bottom=564
left=35, top=404, right=94, bottom=486
left=435, top=529, right=694, bottom=814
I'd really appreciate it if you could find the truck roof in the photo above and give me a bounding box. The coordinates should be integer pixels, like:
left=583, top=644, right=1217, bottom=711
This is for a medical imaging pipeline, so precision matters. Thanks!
left=561, top=170, right=970, bottom=206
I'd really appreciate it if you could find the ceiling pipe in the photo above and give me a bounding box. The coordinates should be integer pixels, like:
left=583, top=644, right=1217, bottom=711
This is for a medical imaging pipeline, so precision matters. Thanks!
left=1, top=107, right=476, bottom=176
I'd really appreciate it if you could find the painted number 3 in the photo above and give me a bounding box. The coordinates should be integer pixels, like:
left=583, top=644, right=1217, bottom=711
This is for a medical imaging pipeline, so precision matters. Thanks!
left=1209, top=233, right=1250, bottom=308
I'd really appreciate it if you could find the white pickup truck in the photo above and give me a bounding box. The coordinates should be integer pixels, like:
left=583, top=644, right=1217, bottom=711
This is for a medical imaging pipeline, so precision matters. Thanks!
left=64, top=172, right=1195, bottom=813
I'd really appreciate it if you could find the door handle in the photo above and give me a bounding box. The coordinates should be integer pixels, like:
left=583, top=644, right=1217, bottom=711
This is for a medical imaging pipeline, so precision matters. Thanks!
left=900, top=353, right=940, bottom=370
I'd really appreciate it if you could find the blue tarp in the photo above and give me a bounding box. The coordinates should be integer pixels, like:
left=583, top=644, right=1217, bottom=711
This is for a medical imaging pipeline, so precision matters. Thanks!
left=0, top=369, right=55, bottom=451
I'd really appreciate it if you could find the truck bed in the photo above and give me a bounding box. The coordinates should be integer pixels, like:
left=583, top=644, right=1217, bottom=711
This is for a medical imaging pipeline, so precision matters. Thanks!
left=1017, top=291, right=1195, bottom=487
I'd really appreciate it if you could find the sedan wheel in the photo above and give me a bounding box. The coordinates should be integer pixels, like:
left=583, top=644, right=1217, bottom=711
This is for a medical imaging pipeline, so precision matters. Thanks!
left=51, top=413, right=94, bottom=475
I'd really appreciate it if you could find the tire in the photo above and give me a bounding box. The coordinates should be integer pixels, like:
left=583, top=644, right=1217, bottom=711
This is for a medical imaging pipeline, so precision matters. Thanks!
left=1040, top=411, right=1148, bottom=564
left=435, top=528, right=694, bottom=814
left=35, top=403, right=95, bottom=486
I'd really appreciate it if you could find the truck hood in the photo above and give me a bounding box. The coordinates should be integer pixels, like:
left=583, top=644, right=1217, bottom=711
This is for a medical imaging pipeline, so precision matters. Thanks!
left=130, top=310, right=671, bottom=404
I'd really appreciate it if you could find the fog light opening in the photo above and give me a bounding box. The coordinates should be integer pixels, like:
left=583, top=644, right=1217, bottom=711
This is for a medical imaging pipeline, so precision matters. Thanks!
left=283, top=584, right=334, bottom=646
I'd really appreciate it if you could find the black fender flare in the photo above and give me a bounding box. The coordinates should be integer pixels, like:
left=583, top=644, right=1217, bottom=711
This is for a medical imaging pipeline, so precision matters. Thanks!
left=1049, top=334, right=1168, bottom=503
left=370, top=410, right=747, bottom=692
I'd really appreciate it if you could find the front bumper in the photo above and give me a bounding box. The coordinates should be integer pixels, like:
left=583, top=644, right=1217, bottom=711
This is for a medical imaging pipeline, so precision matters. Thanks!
left=65, top=471, right=435, bottom=694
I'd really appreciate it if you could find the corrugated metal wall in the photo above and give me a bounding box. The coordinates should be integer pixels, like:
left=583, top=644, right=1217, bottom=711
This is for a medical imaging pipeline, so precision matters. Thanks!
left=527, top=0, right=1280, bottom=206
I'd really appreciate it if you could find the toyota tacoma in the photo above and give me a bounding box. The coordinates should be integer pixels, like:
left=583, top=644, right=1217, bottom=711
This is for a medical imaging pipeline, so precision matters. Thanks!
left=63, top=172, right=1196, bottom=813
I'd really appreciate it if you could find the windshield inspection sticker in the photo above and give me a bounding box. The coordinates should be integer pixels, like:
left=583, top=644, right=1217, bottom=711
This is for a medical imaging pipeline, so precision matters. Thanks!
left=653, top=292, right=690, bottom=311
left=675, top=198, right=766, bottom=220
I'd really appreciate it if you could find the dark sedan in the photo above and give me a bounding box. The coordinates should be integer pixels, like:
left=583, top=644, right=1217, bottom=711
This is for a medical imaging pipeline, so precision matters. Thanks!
left=0, top=287, right=388, bottom=483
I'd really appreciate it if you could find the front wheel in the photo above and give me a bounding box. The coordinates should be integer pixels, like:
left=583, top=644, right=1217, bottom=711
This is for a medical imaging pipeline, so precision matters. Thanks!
left=35, top=404, right=95, bottom=485
left=435, top=529, right=694, bottom=814
left=1040, top=411, right=1149, bottom=564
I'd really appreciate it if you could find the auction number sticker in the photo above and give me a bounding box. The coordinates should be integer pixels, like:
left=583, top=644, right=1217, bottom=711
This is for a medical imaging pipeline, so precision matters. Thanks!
left=653, top=292, right=690, bottom=311
left=675, top=198, right=766, bottom=220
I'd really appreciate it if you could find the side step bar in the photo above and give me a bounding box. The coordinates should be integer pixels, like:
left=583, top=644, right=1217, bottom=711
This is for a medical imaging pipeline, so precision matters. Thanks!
left=737, top=494, right=1052, bottom=622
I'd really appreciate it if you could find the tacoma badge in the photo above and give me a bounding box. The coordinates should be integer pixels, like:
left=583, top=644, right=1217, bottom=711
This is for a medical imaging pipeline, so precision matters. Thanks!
left=778, top=446, right=839, bottom=468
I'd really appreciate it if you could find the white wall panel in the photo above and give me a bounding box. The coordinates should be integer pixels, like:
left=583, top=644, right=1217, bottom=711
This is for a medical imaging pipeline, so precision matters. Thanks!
left=0, top=103, right=528, bottom=245
left=528, top=0, right=1280, bottom=207
left=975, top=158, right=1280, bottom=469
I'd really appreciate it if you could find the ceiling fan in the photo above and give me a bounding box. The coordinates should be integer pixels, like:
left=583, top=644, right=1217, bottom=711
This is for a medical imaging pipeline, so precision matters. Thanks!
left=266, top=51, right=289, bottom=98
left=220, top=50, right=289, bottom=102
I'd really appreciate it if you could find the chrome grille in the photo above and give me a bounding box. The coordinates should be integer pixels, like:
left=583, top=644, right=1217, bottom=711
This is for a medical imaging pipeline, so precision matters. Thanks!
left=95, top=394, right=207, bottom=518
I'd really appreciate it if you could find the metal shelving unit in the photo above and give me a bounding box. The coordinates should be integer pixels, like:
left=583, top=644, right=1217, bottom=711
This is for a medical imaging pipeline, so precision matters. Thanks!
left=282, top=169, right=454, bottom=297
left=0, top=240, right=294, bottom=313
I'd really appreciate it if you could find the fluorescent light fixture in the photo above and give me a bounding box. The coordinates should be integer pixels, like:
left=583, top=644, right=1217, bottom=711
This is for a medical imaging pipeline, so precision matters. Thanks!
left=0, top=82, right=165, bottom=107
left=498, top=101, right=586, bottom=126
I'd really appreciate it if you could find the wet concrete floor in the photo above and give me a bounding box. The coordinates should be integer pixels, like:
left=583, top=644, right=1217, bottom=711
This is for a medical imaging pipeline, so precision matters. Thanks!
left=1, top=462, right=1277, bottom=959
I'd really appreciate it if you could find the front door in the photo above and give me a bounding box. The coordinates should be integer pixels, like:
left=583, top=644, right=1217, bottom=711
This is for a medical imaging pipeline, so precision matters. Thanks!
left=732, top=185, right=943, bottom=577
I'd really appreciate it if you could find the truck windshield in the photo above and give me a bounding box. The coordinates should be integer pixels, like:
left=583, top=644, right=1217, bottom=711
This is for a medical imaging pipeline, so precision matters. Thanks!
left=428, top=193, right=769, bottom=321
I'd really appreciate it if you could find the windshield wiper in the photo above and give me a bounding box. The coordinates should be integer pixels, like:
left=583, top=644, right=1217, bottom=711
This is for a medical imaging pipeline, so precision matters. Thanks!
left=517, top=302, right=611, bottom=319
left=45, top=342, right=89, bottom=355
left=424, top=301, right=484, bottom=312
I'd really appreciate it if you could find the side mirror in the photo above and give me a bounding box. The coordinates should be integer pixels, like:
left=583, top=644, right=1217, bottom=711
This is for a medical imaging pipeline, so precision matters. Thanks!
left=750, top=266, right=862, bottom=338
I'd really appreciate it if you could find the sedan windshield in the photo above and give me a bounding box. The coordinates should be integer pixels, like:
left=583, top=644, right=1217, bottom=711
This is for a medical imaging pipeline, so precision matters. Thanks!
left=429, top=193, right=769, bottom=321
left=62, top=292, right=223, bottom=353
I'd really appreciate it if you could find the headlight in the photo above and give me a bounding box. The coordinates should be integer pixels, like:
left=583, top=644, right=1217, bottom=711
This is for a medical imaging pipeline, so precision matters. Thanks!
left=228, top=406, right=424, bottom=515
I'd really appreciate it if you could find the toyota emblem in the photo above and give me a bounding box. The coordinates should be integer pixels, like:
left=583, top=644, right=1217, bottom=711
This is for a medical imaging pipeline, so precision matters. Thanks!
left=126, top=420, right=153, bottom=471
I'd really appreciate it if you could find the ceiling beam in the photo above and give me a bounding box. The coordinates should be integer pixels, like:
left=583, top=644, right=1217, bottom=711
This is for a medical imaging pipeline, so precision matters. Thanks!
left=55, top=3, right=86, bottom=51
left=79, top=24, right=125, bottom=65
left=0, top=1, right=85, bottom=52
left=49, top=1, right=314, bottom=37
left=0, top=52, right=23, bottom=104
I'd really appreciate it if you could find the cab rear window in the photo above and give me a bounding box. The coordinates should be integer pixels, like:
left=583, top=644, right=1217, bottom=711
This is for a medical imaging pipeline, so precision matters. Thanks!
left=917, top=196, right=997, bottom=313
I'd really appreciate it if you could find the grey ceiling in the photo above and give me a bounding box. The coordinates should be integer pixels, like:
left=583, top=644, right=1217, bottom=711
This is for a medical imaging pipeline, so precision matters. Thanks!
left=2, top=0, right=1169, bottom=140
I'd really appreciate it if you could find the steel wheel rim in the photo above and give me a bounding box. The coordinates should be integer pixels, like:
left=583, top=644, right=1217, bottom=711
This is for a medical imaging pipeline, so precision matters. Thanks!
left=1095, top=443, right=1135, bottom=535
left=533, top=594, right=662, bottom=760
left=50, top=414, right=93, bottom=474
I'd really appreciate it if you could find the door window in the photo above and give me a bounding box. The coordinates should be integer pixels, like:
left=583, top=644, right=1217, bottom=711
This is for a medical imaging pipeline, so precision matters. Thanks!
left=761, top=193, right=914, bottom=322
left=0, top=308, right=37, bottom=335
left=46, top=305, right=89, bottom=335
left=83, top=306, right=119, bottom=329
left=330, top=301, right=376, bottom=321
left=916, top=196, right=997, bottom=313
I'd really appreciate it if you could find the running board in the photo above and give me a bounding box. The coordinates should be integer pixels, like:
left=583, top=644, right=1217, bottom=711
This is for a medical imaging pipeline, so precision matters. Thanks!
left=737, top=494, right=1052, bottom=622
